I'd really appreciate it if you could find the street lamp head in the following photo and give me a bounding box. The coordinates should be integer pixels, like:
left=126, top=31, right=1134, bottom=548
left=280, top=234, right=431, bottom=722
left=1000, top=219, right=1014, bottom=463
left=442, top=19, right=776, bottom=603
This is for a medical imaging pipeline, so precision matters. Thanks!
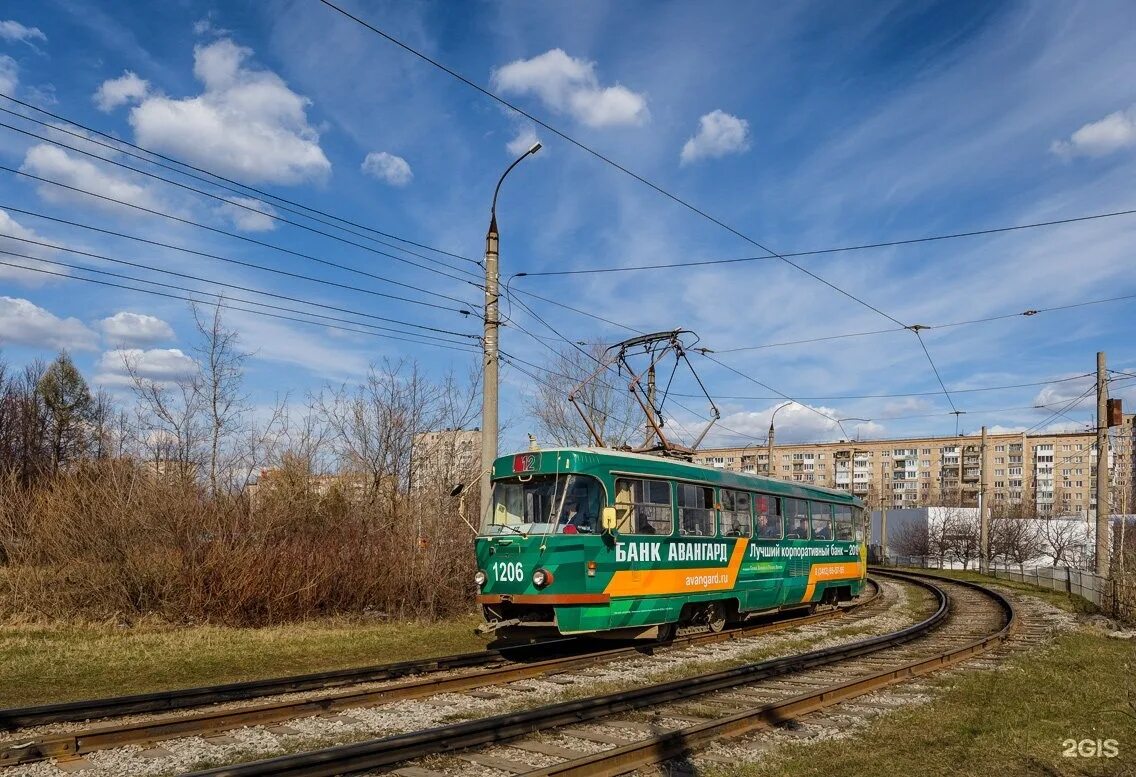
left=528, top=142, right=542, bottom=155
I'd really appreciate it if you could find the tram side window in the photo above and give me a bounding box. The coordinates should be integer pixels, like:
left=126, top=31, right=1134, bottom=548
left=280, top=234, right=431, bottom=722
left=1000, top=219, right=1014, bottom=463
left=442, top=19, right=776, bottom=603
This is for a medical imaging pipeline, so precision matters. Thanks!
left=614, top=478, right=673, bottom=535
left=754, top=494, right=782, bottom=539
left=784, top=498, right=810, bottom=539
left=720, top=489, right=752, bottom=537
left=833, top=505, right=854, bottom=541
left=854, top=507, right=866, bottom=541
left=811, top=502, right=833, bottom=541
left=677, top=483, right=715, bottom=536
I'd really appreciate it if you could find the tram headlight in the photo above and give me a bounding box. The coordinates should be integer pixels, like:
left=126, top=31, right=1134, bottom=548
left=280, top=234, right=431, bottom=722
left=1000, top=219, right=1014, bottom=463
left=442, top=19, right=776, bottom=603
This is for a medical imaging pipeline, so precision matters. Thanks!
left=474, top=570, right=487, bottom=588
left=532, top=568, right=553, bottom=588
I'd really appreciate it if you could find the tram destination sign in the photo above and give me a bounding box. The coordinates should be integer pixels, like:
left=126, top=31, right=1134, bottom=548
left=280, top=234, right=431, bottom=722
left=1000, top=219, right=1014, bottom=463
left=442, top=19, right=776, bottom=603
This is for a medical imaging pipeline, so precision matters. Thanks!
left=512, top=452, right=540, bottom=473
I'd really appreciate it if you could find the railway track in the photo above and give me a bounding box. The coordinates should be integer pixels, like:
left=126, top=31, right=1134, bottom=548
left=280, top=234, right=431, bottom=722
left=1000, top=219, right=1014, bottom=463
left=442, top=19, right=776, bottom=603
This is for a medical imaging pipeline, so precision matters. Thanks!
left=172, top=571, right=1013, bottom=777
left=0, top=580, right=882, bottom=769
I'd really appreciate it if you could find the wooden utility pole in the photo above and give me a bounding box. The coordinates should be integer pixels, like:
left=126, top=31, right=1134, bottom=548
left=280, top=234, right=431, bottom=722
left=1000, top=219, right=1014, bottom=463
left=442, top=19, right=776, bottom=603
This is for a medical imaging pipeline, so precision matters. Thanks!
left=1096, top=351, right=1110, bottom=578
left=979, top=425, right=990, bottom=574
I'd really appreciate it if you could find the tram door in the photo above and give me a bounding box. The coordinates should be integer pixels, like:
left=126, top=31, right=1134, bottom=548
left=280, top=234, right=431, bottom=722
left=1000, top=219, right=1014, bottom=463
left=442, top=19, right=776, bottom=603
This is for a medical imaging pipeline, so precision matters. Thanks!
left=749, top=494, right=785, bottom=608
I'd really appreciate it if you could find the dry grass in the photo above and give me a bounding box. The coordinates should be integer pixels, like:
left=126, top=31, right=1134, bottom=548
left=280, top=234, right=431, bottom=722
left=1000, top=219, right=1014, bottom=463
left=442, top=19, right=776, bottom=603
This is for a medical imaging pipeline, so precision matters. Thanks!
left=0, top=614, right=484, bottom=708
left=0, top=459, right=476, bottom=626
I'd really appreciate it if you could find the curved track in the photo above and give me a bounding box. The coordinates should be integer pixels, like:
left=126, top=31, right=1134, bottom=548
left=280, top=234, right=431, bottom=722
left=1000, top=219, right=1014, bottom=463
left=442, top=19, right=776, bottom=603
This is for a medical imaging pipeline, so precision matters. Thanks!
left=167, top=574, right=960, bottom=777
left=0, top=581, right=880, bottom=768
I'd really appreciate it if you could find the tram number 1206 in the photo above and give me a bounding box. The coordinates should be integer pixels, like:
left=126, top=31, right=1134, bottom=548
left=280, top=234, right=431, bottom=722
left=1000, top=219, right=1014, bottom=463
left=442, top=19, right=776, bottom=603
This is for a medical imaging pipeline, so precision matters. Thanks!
left=492, top=561, right=525, bottom=582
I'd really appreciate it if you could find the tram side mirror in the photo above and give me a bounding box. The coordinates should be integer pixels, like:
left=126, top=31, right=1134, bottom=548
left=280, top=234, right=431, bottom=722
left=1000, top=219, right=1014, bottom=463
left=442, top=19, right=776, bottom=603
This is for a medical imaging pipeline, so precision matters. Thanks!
left=602, top=506, right=617, bottom=531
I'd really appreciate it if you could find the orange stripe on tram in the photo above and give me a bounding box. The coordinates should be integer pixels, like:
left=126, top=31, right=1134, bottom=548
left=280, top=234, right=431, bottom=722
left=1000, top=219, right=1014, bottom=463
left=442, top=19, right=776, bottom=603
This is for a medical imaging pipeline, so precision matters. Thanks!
left=801, top=561, right=863, bottom=603
left=604, top=539, right=749, bottom=598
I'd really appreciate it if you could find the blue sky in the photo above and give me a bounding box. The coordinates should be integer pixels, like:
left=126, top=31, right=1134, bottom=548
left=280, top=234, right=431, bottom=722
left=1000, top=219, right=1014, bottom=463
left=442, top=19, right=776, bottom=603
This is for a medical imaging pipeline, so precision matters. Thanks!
left=0, top=0, right=1134, bottom=450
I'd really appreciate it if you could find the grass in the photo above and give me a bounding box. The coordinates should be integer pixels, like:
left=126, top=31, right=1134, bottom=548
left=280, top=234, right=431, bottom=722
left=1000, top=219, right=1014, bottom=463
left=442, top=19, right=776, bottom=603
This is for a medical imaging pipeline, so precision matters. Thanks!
left=894, top=566, right=1099, bottom=615
left=707, top=629, right=1136, bottom=777
left=0, top=613, right=484, bottom=708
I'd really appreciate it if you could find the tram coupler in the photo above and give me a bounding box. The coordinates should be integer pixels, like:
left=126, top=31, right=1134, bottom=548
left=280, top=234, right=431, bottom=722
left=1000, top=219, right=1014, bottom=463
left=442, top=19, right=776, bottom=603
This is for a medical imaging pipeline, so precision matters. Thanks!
left=475, top=618, right=522, bottom=636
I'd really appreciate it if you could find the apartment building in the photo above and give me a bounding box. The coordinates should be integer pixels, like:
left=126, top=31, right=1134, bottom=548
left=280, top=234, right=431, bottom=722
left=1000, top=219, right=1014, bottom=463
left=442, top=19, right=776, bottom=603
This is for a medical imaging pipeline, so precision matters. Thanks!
left=410, top=428, right=481, bottom=490
left=693, top=415, right=1135, bottom=518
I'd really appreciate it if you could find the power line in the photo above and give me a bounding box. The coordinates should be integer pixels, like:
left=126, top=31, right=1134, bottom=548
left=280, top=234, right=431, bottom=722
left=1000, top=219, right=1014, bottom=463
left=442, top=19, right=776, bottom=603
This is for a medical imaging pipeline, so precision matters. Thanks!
left=499, top=353, right=644, bottom=446
left=501, top=294, right=767, bottom=444
left=0, top=91, right=476, bottom=265
left=503, top=283, right=646, bottom=335
left=0, top=117, right=480, bottom=282
left=675, top=372, right=1095, bottom=402
left=0, top=165, right=479, bottom=302
left=698, top=352, right=855, bottom=437
left=0, top=260, right=481, bottom=353
left=715, top=291, right=1136, bottom=353
left=0, top=165, right=481, bottom=304
left=0, top=205, right=468, bottom=314
left=318, top=0, right=994, bottom=419
left=317, top=0, right=907, bottom=330
left=0, top=239, right=478, bottom=340
left=511, top=207, right=1136, bottom=277
left=912, top=329, right=958, bottom=414
left=0, top=252, right=476, bottom=346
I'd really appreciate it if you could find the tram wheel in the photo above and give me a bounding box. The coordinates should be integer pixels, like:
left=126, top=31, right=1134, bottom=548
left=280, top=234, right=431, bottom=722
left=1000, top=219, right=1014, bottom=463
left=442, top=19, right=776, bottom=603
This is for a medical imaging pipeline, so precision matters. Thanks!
left=707, top=602, right=727, bottom=633
left=656, top=622, right=676, bottom=643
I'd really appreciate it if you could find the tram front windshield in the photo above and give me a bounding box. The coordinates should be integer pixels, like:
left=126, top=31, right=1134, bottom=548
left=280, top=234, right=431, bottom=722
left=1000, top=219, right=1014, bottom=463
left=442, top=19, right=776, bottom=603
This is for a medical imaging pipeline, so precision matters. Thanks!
left=485, top=475, right=601, bottom=535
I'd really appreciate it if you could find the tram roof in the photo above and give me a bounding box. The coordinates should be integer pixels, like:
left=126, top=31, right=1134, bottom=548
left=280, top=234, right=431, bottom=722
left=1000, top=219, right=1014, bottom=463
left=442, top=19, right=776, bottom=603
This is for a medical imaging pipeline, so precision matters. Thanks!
left=496, top=446, right=860, bottom=504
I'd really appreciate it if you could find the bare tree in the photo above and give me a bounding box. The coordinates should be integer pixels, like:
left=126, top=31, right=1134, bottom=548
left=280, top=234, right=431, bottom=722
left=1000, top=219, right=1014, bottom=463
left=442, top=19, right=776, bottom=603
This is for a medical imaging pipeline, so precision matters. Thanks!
left=319, top=358, right=441, bottom=511
left=990, top=513, right=1043, bottom=571
left=192, top=302, right=251, bottom=495
left=1041, top=517, right=1089, bottom=568
left=126, top=351, right=205, bottom=483
left=890, top=519, right=930, bottom=558
left=933, top=507, right=980, bottom=569
left=523, top=342, right=640, bottom=448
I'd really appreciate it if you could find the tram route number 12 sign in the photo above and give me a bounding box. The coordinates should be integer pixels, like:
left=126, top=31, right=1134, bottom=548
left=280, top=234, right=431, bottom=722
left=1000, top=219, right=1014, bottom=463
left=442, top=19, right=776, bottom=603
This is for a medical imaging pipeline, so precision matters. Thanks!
left=513, top=453, right=540, bottom=473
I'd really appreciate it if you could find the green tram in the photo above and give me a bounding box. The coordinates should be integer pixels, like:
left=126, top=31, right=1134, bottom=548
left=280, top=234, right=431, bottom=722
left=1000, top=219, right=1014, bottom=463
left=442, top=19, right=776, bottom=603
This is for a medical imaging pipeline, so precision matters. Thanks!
left=474, top=447, right=868, bottom=640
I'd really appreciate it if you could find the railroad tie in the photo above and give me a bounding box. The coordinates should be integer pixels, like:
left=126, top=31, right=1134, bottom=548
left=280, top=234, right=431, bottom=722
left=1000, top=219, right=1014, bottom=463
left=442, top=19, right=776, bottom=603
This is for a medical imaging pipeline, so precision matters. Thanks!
left=509, top=740, right=586, bottom=759
left=460, top=752, right=537, bottom=773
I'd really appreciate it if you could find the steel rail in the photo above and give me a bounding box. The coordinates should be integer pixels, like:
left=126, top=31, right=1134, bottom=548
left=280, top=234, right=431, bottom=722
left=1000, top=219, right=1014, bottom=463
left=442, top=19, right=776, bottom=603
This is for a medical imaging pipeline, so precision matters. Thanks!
left=524, top=570, right=1018, bottom=776
left=0, top=647, right=523, bottom=731
left=177, top=576, right=936, bottom=777
left=1, top=581, right=879, bottom=767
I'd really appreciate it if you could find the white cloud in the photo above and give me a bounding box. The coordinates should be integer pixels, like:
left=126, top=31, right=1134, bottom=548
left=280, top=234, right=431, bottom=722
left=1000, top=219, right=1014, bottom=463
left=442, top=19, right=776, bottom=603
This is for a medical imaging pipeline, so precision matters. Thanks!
left=680, top=110, right=751, bottom=165
left=491, top=49, right=648, bottom=128
left=0, top=20, right=46, bottom=44
left=1051, top=105, right=1136, bottom=158
left=505, top=124, right=541, bottom=156
left=0, top=209, right=61, bottom=286
left=96, top=347, right=197, bottom=387
left=20, top=144, right=157, bottom=211
left=93, top=71, right=150, bottom=112
left=99, top=312, right=175, bottom=347
left=361, top=151, right=412, bottom=186
left=0, top=297, right=98, bottom=350
left=692, top=401, right=885, bottom=447
left=218, top=196, right=278, bottom=231
left=193, top=14, right=231, bottom=38
left=0, top=55, right=17, bottom=95
left=123, top=39, right=330, bottom=185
